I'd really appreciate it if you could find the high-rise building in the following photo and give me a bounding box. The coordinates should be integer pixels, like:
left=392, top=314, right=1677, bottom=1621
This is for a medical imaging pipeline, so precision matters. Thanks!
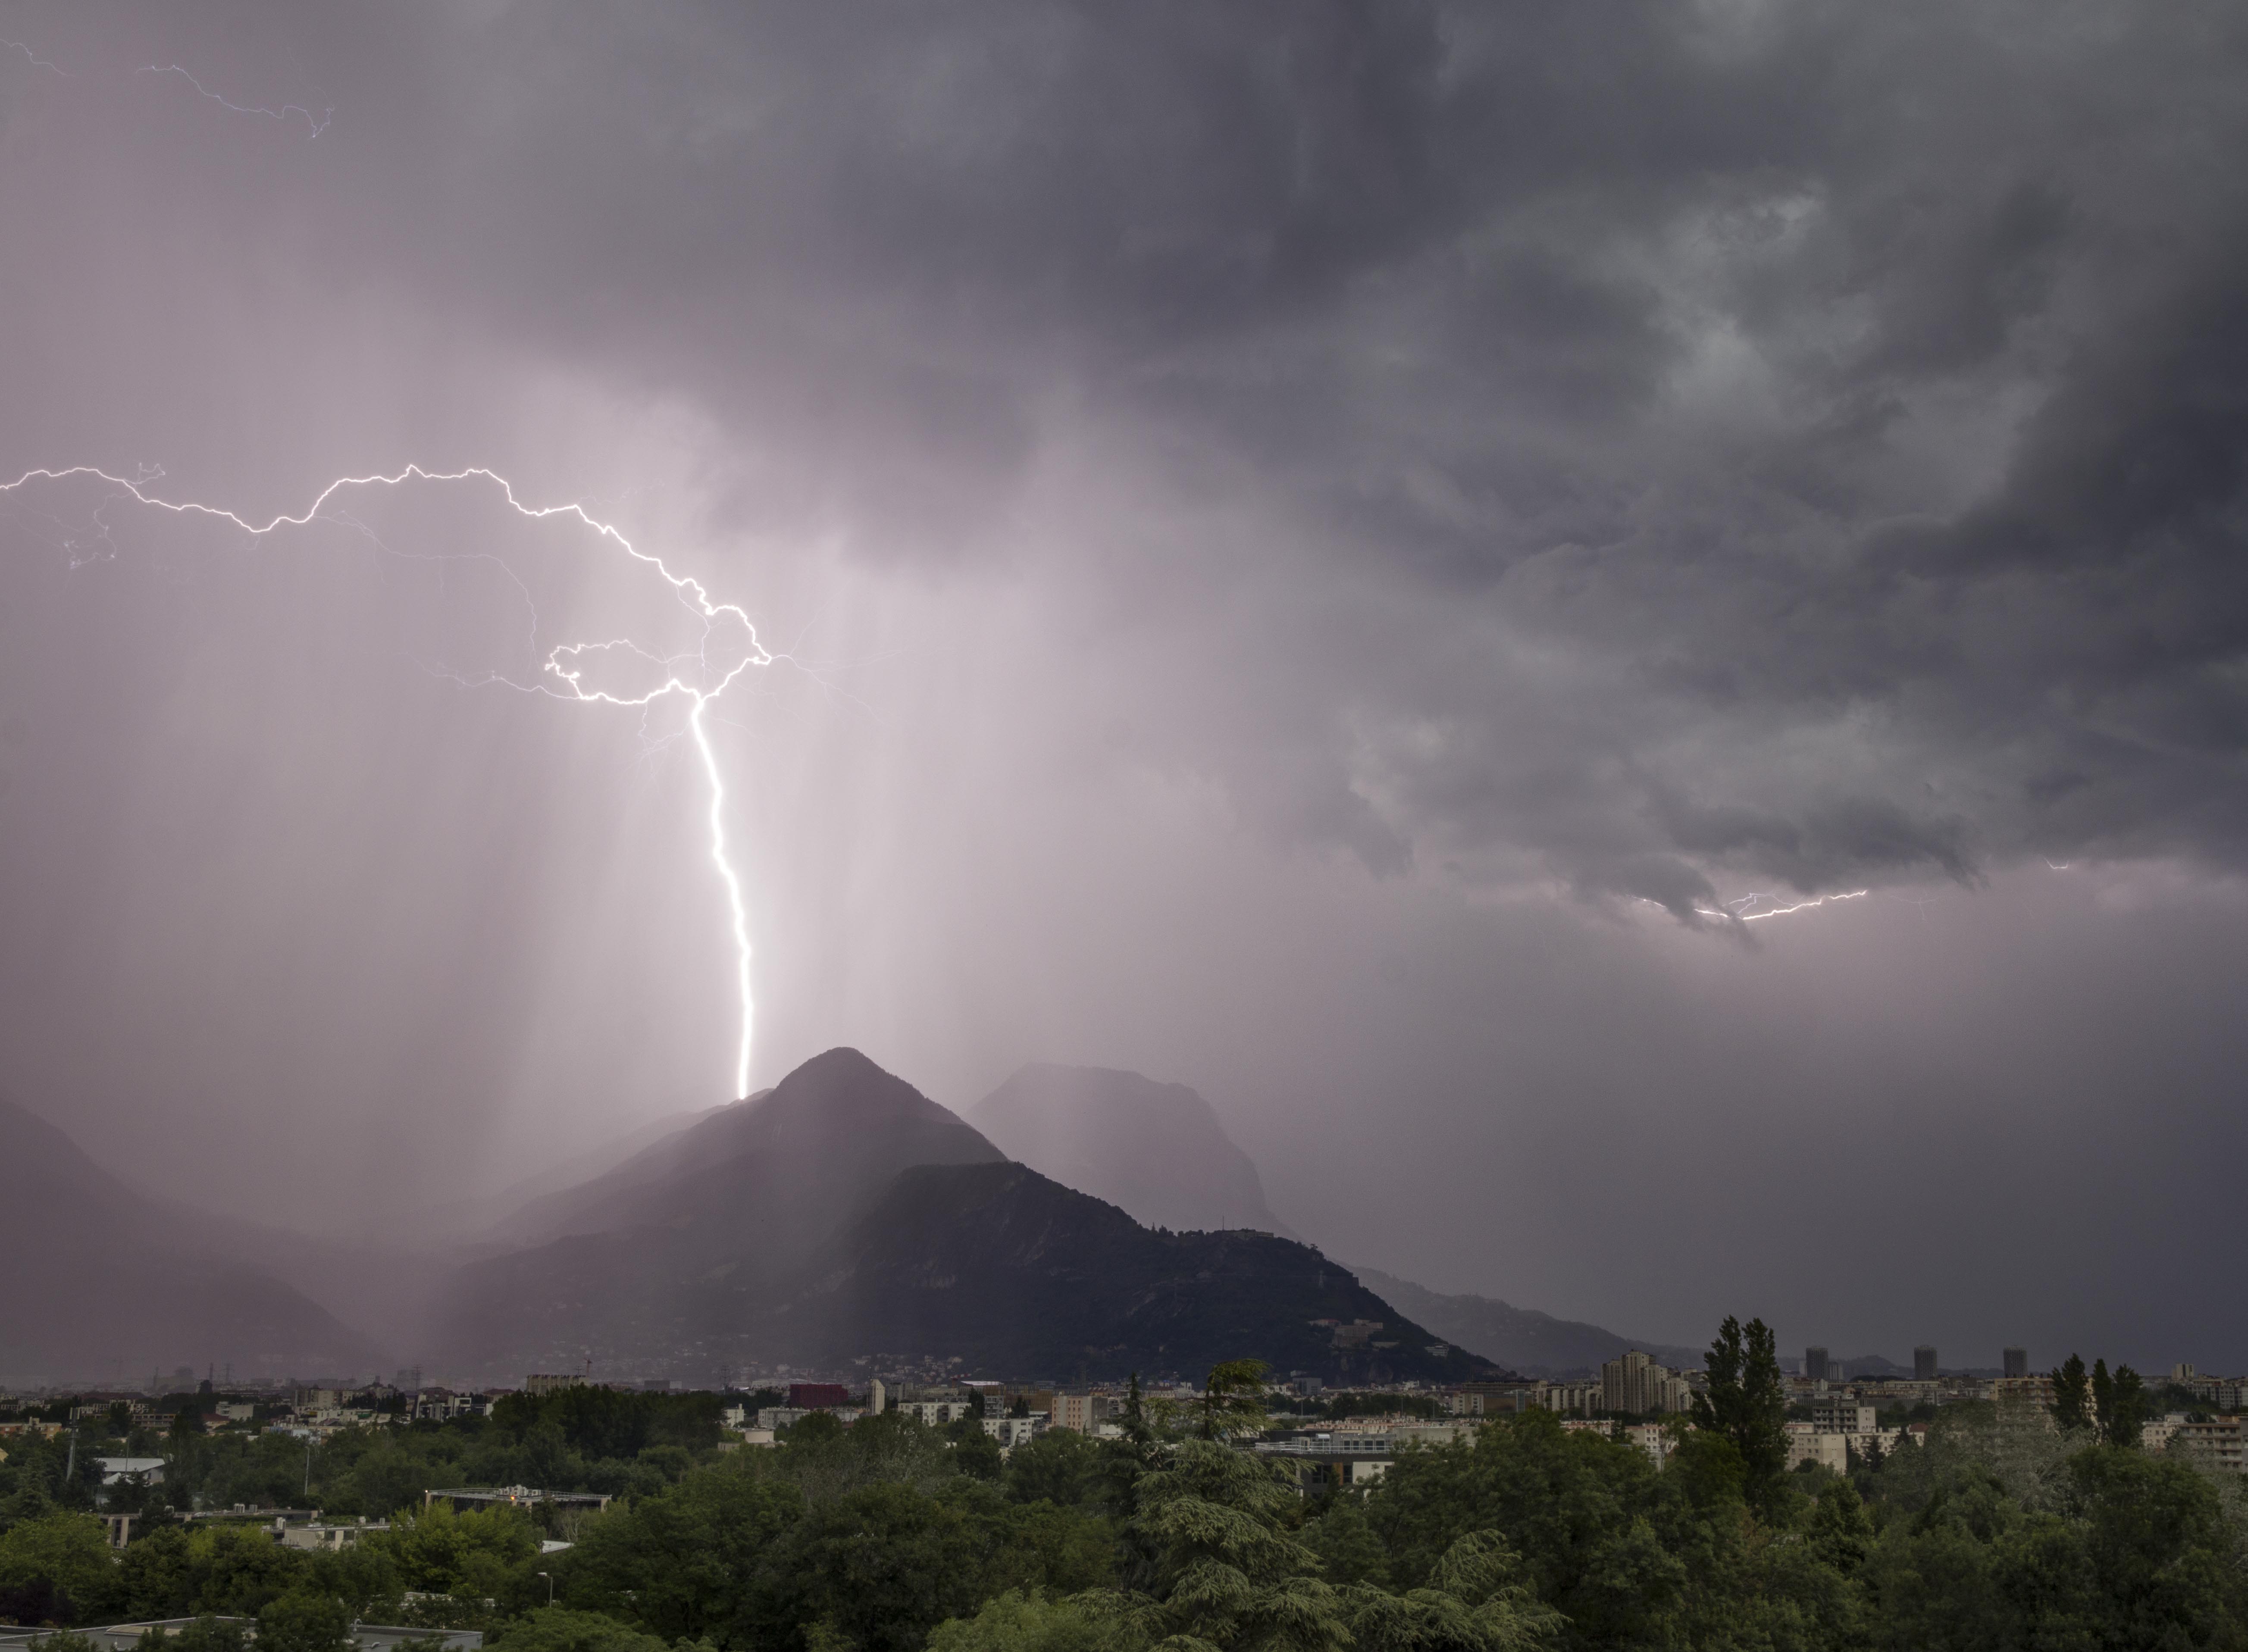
left=1050, top=1392, right=1113, bottom=1433
left=2003, top=1348, right=2029, bottom=1379
left=1913, top=1345, right=1938, bottom=1382
left=1805, top=1347, right=1829, bottom=1383
left=1601, top=1350, right=1691, bottom=1415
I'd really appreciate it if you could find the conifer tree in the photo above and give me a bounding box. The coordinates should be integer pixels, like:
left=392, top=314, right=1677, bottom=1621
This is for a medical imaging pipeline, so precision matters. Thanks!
left=1691, top=1316, right=1788, bottom=1516
left=2052, top=1354, right=2091, bottom=1431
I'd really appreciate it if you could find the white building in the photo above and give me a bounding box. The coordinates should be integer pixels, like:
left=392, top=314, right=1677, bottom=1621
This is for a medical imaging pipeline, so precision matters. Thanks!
left=2176, top=1417, right=2245, bottom=1474
left=895, top=1399, right=978, bottom=1427
left=1623, top=1424, right=1673, bottom=1467
left=2143, top=1414, right=2186, bottom=1453
left=982, top=1415, right=1046, bottom=1447
left=1785, top=1425, right=1849, bottom=1473
left=1049, top=1393, right=1114, bottom=1433
left=1811, top=1403, right=1876, bottom=1434
left=95, top=1458, right=165, bottom=1486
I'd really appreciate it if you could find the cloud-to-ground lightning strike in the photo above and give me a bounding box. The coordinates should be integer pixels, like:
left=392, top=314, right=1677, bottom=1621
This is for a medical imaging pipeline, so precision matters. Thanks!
left=0, top=463, right=768, bottom=1098
left=140, top=65, right=331, bottom=138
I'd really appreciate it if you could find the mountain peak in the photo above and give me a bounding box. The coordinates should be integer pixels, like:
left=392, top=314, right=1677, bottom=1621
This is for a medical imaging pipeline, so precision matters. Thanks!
left=967, top=1064, right=1295, bottom=1238
left=744, top=1046, right=976, bottom=1137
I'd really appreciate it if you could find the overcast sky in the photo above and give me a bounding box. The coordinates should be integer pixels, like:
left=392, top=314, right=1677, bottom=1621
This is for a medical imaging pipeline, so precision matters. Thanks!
left=2, top=2, right=2245, bottom=1370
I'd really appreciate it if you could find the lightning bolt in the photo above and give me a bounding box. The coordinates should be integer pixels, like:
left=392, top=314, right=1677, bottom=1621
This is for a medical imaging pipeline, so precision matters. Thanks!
left=2, top=38, right=67, bottom=76
left=1694, top=889, right=1871, bottom=923
left=140, top=65, right=331, bottom=138
left=0, top=463, right=768, bottom=1099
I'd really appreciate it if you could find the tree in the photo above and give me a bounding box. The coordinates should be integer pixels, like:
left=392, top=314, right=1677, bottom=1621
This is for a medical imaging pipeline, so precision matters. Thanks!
left=949, top=1422, right=1005, bottom=1483
left=182, top=1523, right=307, bottom=1616
left=927, top=1590, right=1146, bottom=1652
left=485, top=1606, right=673, bottom=1652
left=755, top=1481, right=1014, bottom=1652
left=559, top=1468, right=800, bottom=1642
left=0, top=1512, right=122, bottom=1626
left=1340, top=1531, right=1563, bottom=1652
left=375, top=1499, right=537, bottom=1599
left=255, top=1590, right=351, bottom=1652
left=1190, top=1361, right=1272, bottom=1442
left=1305, top=1495, right=1392, bottom=1589
left=2094, top=1364, right=2145, bottom=1450
left=1691, top=1317, right=1788, bottom=1516
left=1120, top=1377, right=1146, bottom=1442
left=1123, top=1439, right=1349, bottom=1652
left=1004, top=1431, right=1107, bottom=1512
left=137, top=1615, right=252, bottom=1652
left=2051, top=1355, right=2091, bottom=1432
left=1804, top=1479, right=1874, bottom=1575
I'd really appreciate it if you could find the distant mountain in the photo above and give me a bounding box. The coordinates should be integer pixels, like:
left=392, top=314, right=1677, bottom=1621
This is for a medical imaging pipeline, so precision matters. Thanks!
left=0, top=1094, right=384, bottom=1384
left=481, top=1097, right=755, bottom=1245
left=957, top=1064, right=1693, bottom=1380
left=430, top=1050, right=1491, bottom=1385
left=967, top=1064, right=1297, bottom=1238
left=1351, top=1266, right=1702, bottom=1378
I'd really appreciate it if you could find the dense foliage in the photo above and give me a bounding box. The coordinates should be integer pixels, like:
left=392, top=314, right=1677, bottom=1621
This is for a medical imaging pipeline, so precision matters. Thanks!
left=3, top=1359, right=2244, bottom=1652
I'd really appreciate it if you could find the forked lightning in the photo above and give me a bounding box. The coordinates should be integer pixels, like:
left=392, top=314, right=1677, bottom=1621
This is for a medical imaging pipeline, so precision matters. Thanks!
left=0, top=463, right=768, bottom=1098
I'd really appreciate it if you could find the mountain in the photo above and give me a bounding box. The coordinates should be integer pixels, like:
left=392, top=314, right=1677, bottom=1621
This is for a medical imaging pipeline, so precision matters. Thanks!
left=0, top=1094, right=383, bottom=1384
left=963, top=1065, right=1692, bottom=1380
left=1350, top=1266, right=1702, bottom=1378
left=429, top=1049, right=1492, bottom=1385
left=485, top=1050, right=1003, bottom=1261
left=481, top=1098, right=751, bottom=1245
left=967, top=1064, right=1297, bottom=1238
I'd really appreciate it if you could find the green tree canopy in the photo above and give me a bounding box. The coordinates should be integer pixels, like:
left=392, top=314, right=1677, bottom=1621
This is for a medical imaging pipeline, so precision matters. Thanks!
left=486, top=1606, right=674, bottom=1652
left=1340, top=1531, right=1564, bottom=1652
left=559, top=1469, right=801, bottom=1643
left=255, top=1589, right=351, bottom=1652
left=376, top=1499, right=539, bottom=1597
left=0, top=1512, right=121, bottom=1627
left=1123, top=1439, right=1348, bottom=1652
left=926, top=1590, right=1145, bottom=1652
left=1690, top=1317, right=1787, bottom=1518
left=2051, top=1354, right=2091, bottom=1433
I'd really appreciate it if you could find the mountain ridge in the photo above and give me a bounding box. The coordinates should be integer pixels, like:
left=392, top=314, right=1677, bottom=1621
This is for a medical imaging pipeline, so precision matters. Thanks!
left=0, top=1092, right=385, bottom=1383
left=426, top=1050, right=1495, bottom=1384
left=1349, top=1265, right=1703, bottom=1377
left=967, top=1064, right=1299, bottom=1239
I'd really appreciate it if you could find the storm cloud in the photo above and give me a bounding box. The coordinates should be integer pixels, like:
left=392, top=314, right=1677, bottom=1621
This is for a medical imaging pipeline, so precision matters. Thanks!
left=1, top=3, right=2245, bottom=1369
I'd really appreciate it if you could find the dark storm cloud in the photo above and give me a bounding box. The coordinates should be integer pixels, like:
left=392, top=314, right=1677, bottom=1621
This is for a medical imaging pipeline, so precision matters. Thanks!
left=3, top=0, right=2248, bottom=1366
left=90, top=0, right=2227, bottom=921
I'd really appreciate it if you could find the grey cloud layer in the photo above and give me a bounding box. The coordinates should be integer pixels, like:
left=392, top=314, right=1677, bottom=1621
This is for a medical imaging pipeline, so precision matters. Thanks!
left=10, top=1, right=2245, bottom=918
left=6, top=1, right=2248, bottom=1365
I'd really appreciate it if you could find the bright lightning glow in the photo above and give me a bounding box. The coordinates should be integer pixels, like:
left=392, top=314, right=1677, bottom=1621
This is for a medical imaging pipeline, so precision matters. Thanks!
left=140, top=65, right=331, bottom=137
left=1694, top=889, right=1871, bottom=923
left=0, top=463, right=769, bottom=1099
